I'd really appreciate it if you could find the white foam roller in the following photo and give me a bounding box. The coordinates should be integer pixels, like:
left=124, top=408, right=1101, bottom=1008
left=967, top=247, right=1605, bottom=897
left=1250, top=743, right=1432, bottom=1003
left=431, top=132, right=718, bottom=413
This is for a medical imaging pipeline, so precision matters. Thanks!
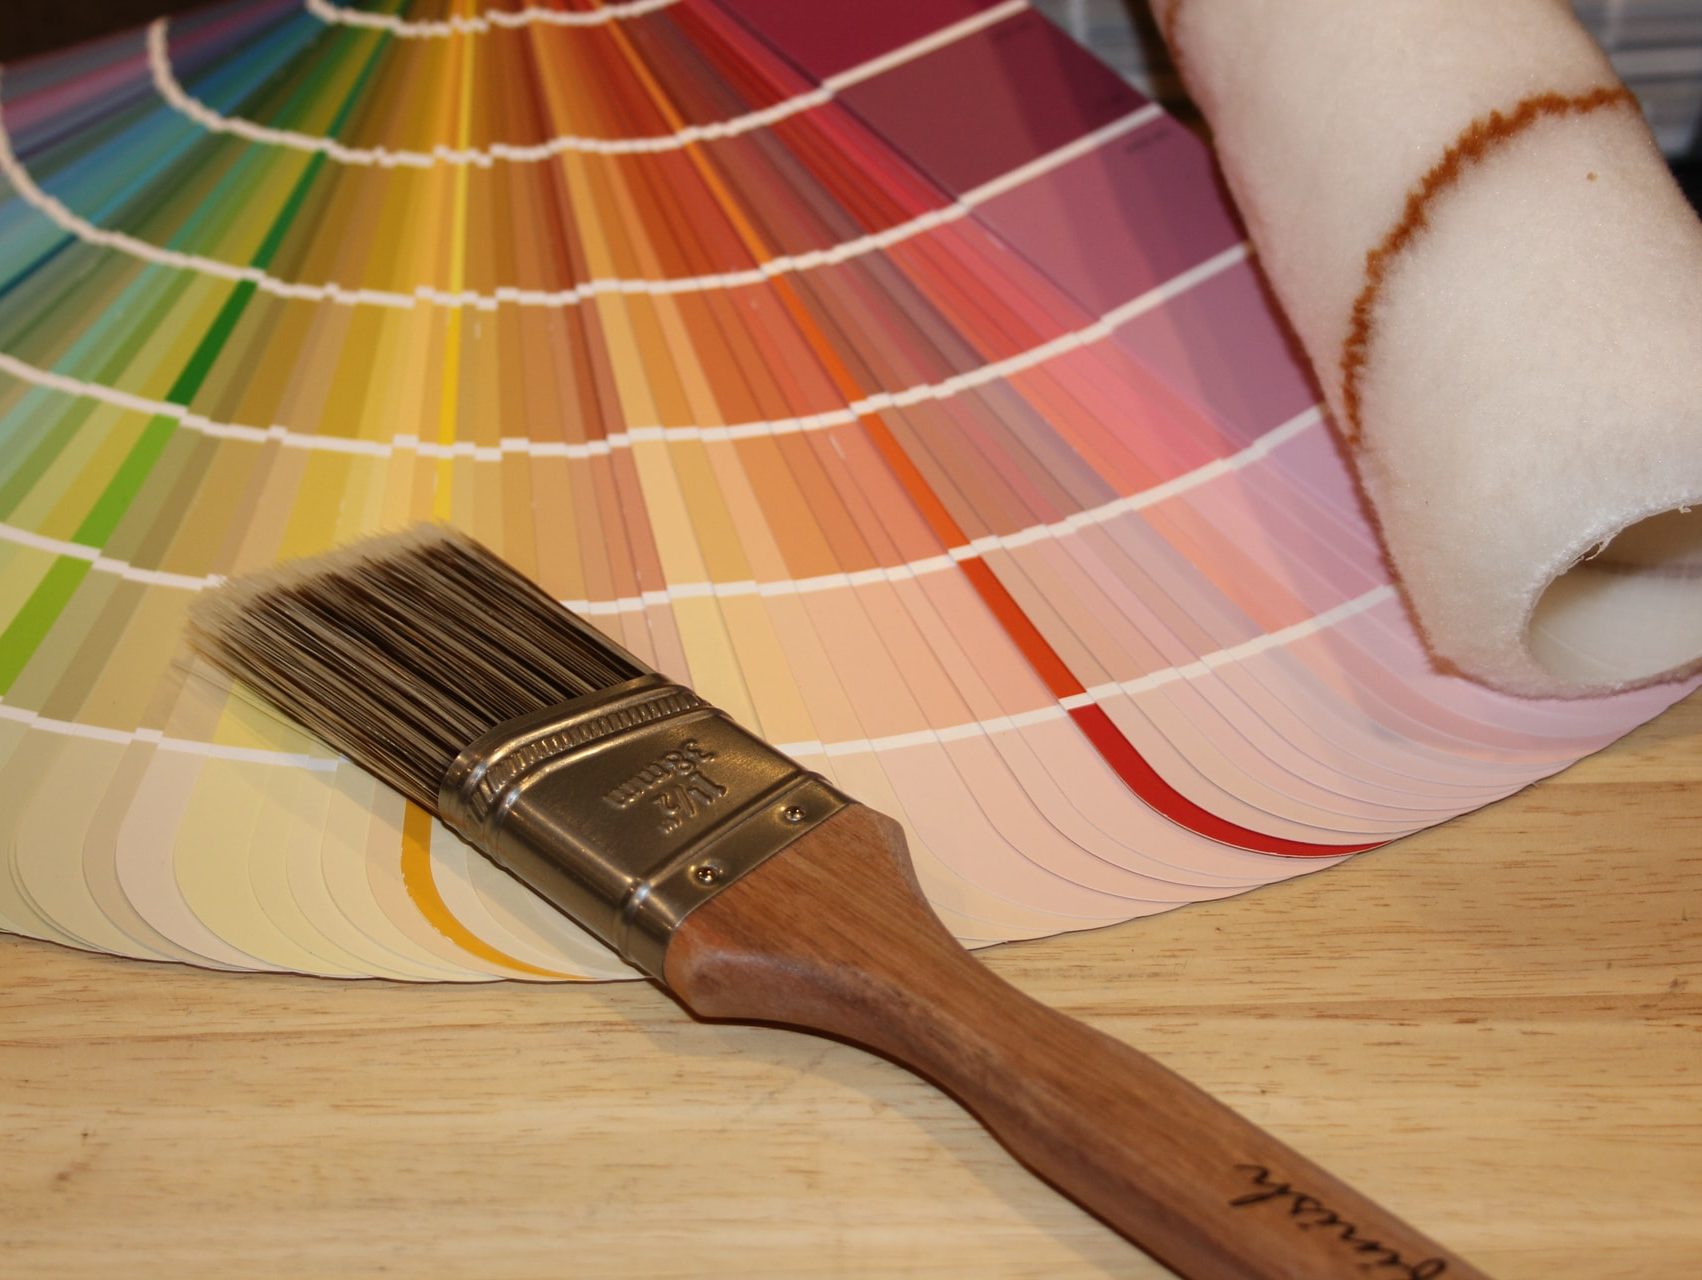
left=1159, top=0, right=1702, bottom=695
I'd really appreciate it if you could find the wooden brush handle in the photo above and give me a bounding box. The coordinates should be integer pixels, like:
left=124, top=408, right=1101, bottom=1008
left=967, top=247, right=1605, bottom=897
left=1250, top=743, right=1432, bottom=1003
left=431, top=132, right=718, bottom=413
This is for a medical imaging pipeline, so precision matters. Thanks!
left=665, top=803, right=1486, bottom=1280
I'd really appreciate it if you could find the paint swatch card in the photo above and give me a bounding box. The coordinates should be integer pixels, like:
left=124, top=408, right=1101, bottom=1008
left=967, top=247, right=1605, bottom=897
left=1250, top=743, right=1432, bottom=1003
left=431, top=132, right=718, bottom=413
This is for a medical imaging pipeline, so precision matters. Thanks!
left=0, top=0, right=1694, bottom=980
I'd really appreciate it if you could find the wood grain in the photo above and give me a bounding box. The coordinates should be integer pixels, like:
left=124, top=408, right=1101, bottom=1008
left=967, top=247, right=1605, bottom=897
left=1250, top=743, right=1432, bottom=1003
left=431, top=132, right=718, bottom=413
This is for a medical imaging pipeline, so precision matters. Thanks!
left=666, top=804, right=1482, bottom=1278
left=2, top=692, right=1699, bottom=1279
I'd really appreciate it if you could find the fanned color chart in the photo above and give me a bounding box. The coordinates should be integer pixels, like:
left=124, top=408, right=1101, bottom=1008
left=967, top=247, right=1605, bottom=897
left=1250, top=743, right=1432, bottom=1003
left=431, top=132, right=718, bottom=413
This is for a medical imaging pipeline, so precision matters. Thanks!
left=1, top=0, right=1695, bottom=981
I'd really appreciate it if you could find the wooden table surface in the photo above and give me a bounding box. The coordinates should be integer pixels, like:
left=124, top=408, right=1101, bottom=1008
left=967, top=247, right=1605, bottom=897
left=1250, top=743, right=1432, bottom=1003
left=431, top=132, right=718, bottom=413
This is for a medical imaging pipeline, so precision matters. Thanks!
left=4, top=694, right=1699, bottom=1279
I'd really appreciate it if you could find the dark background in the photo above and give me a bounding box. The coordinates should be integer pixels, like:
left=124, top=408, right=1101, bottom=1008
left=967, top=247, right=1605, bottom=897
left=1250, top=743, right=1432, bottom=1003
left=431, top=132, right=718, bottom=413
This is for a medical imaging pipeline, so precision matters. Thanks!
left=4, top=1, right=199, bottom=61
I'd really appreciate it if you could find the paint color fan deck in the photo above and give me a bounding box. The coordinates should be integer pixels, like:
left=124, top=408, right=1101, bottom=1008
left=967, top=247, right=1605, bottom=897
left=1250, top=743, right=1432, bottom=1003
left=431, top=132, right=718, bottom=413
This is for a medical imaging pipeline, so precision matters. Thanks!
left=0, top=0, right=1692, bottom=981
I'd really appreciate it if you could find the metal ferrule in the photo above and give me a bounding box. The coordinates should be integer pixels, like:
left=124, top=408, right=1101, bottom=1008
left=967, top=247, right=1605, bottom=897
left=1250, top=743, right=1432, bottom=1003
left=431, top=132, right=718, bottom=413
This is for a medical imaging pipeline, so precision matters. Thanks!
left=438, top=674, right=850, bottom=981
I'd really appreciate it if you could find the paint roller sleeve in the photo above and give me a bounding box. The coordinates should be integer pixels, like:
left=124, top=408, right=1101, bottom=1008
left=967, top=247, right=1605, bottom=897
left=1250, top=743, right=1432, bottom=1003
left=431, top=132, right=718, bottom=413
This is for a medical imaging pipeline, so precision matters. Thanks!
left=1161, top=0, right=1702, bottom=696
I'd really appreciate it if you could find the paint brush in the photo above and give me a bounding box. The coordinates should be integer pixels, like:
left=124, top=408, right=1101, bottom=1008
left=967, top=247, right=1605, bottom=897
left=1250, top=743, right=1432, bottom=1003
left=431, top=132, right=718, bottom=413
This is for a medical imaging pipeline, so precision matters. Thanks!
left=187, top=525, right=1482, bottom=1280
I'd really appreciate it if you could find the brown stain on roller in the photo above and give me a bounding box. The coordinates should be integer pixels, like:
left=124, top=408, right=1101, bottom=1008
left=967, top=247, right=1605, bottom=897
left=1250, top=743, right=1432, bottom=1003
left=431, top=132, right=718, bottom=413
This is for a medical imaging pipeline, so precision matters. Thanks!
left=1153, top=0, right=1189, bottom=82
left=1339, top=86, right=1637, bottom=445
left=1154, top=0, right=1186, bottom=41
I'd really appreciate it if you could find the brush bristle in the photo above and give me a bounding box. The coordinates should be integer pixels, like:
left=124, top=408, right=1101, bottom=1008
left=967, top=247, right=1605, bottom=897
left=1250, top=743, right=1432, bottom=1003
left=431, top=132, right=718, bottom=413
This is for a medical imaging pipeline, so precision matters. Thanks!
left=187, top=526, right=653, bottom=811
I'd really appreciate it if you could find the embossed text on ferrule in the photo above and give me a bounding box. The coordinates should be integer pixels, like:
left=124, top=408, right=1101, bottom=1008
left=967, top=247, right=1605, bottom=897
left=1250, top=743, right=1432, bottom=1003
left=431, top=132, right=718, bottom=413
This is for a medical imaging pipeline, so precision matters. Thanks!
left=603, top=738, right=728, bottom=833
left=468, top=685, right=703, bottom=818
